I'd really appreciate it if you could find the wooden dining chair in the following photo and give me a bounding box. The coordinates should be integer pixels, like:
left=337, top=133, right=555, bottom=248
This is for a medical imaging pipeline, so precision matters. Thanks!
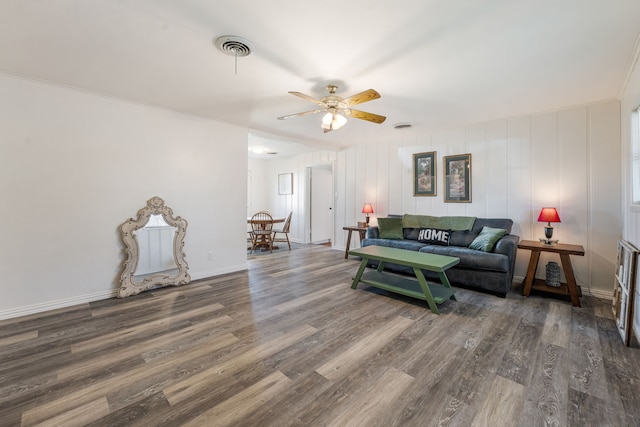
left=272, top=211, right=292, bottom=250
left=250, top=211, right=274, bottom=253
left=247, top=225, right=254, bottom=250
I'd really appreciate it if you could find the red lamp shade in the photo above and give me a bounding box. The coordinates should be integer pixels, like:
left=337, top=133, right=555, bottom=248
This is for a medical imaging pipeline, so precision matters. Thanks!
left=362, top=203, right=374, bottom=214
left=537, top=207, right=561, bottom=224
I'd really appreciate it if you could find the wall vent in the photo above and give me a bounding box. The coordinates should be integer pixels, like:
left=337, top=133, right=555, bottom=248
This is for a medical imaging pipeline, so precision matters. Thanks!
left=393, top=122, right=412, bottom=129
left=214, top=35, right=254, bottom=57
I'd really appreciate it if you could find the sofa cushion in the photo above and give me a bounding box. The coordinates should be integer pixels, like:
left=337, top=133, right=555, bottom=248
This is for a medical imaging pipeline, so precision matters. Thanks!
left=417, top=228, right=451, bottom=246
left=469, top=226, right=507, bottom=252
left=377, top=217, right=404, bottom=239
left=362, top=238, right=428, bottom=252
left=449, top=230, right=478, bottom=247
left=419, top=245, right=510, bottom=272
left=403, top=228, right=419, bottom=240
left=470, top=218, right=513, bottom=234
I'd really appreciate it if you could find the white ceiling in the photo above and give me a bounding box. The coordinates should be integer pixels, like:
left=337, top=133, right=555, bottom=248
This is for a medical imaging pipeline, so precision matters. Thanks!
left=1, top=1, right=639, bottom=156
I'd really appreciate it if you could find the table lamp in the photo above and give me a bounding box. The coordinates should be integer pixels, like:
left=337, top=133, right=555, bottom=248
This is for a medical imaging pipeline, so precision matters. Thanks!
left=537, top=207, right=561, bottom=245
left=362, top=203, right=374, bottom=226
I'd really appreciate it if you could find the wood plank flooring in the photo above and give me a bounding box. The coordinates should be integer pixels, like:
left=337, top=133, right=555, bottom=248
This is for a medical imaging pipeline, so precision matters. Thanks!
left=1, top=243, right=640, bottom=426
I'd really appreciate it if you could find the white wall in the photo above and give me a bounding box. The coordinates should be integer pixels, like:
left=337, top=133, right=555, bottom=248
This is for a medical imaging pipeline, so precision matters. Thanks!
left=247, top=158, right=269, bottom=216
left=0, top=74, right=249, bottom=319
left=257, top=100, right=622, bottom=298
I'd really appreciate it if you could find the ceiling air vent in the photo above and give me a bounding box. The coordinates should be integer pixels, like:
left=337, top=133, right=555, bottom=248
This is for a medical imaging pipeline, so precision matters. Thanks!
left=393, top=122, right=412, bottom=129
left=214, top=35, right=254, bottom=57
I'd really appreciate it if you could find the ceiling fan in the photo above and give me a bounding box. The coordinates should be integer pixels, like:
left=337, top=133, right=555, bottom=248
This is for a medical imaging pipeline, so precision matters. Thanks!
left=277, top=84, right=386, bottom=133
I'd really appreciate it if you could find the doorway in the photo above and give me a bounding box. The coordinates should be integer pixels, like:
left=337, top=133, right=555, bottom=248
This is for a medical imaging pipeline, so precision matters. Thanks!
left=306, top=164, right=334, bottom=244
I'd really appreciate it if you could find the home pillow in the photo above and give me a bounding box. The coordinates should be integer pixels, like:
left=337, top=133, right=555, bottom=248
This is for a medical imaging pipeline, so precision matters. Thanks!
left=377, top=217, right=404, bottom=239
left=469, top=226, right=507, bottom=252
left=417, top=228, right=451, bottom=246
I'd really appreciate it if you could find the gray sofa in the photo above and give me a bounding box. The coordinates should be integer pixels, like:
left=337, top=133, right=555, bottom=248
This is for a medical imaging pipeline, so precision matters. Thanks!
left=362, top=214, right=519, bottom=297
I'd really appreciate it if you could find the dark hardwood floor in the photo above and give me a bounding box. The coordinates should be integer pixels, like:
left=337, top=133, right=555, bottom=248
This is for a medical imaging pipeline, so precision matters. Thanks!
left=1, top=243, right=639, bottom=426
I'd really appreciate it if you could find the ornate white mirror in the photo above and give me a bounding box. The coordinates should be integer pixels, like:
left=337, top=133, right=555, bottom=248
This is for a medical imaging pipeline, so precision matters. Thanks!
left=119, top=196, right=190, bottom=297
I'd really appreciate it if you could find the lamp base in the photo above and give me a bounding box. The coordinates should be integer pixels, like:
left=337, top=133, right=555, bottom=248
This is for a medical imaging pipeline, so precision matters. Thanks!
left=539, top=238, right=559, bottom=245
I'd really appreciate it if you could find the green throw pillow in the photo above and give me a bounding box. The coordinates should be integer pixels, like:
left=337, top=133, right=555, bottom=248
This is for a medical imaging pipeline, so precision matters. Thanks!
left=469, top=226, right=506, bottom=252
left=377, top=217, right=404, bottom=239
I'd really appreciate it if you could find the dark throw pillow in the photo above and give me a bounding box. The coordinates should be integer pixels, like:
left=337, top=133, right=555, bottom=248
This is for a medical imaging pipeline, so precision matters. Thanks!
left=403, top=228, right=420, bottom=240
left=469, top=226, right=507, bottom=252
left=377, top=217, right=404, bottom=239
left=417, top=228, right=451, bottom=246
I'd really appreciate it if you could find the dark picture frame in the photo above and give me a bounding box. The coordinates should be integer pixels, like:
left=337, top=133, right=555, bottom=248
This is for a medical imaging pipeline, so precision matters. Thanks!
left=444, top=154, right=471, bottom=203
left=278, top=173, right=293, bottom=195
left=413, top=151, right=437, bottom=196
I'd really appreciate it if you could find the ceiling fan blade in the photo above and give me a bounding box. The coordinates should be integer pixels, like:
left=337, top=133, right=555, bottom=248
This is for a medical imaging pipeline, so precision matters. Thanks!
left=288, top=91, right=327, bottom=107
left=342, top=89, right=381, bottom=107
left=277, top=109, right=325, bottom=120
left=345, top=109, right=386, bottom=124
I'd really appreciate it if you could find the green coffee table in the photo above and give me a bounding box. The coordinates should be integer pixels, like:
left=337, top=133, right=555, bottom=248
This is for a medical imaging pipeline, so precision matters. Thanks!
left=348, top=246, right=459, bottom=314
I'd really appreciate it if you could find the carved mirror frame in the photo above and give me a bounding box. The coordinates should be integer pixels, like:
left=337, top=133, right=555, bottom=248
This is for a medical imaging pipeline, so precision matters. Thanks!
left=119, top=196, right=190, bottom=297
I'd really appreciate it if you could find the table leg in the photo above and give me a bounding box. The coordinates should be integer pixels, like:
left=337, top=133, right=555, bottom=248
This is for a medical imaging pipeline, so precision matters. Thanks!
left=559, top=253, right=581, bottom=307
left=437, top=272, right=457, bottom=301
left=413, top=267, right=439, bottom=314
left=522, top=249, right=541, bottom=297
left=344, top=230, right=353, bottom=259
left=351, top=257, right=369, bottom=289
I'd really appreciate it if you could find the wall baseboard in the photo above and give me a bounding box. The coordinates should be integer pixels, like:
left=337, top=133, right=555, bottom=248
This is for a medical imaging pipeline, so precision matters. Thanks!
left=512, top=275, right=612, bottom=301
left=0, top=264, right=249, bottom=321
left=581, top=287, right=613, bottom=301
left=0, top=290, right=117, bottom=321
left=190, top=264, right=248, bottom=281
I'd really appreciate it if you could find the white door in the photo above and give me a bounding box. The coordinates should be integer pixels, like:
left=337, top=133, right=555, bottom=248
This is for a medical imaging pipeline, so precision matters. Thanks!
left=310, top=165, right=333, bottom=244
left=247, top=169, right=252, bottom=217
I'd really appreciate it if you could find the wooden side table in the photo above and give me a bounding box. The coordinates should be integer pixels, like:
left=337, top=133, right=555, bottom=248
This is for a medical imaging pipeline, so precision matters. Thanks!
left=518, top=240, right=585, bottom=307
left=343, top=226, right=368, bottom=259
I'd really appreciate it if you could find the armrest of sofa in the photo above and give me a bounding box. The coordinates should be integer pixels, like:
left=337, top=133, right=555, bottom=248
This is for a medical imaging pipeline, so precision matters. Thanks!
left=494, top=234, right=520, bottom=278
left=366, top=226, right=379, bottom=239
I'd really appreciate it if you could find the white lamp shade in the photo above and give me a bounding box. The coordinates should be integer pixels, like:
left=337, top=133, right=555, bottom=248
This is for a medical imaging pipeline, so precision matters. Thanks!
left=333, top=113, right=347, bottom=129
left=321, top=112, right=347, bottom=130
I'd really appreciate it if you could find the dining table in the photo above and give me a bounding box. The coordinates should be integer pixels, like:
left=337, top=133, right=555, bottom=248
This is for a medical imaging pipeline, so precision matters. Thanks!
left=247, top=216, right=285, bottom=250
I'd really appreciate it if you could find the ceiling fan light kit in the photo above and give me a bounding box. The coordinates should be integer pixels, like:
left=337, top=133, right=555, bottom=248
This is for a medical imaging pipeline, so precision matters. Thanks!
left=321, top=111, right=347, bottom=132
left=278, top=84, right=386, bottom=133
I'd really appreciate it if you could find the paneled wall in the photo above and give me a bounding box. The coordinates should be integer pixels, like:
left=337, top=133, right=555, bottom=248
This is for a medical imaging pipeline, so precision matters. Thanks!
left=259, top=100, right=621, bottom=298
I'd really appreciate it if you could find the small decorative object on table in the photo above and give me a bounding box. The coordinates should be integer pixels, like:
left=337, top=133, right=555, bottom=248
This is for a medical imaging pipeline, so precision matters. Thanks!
left=545, top=261, right=561, bottom=287
left=537, top=207, right=561, bottom=245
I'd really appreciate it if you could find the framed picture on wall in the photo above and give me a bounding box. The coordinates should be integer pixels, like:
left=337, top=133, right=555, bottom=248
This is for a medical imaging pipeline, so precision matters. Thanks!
left=413, top=151, right=437, bottom=196
left=444, top=153, right=471, bottom=203
left=278, top=173, right=293, bottom=195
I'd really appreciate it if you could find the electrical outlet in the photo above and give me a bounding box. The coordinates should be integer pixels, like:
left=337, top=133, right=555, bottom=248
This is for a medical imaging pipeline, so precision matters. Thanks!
left=208, top=251, right=213, bottom=261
